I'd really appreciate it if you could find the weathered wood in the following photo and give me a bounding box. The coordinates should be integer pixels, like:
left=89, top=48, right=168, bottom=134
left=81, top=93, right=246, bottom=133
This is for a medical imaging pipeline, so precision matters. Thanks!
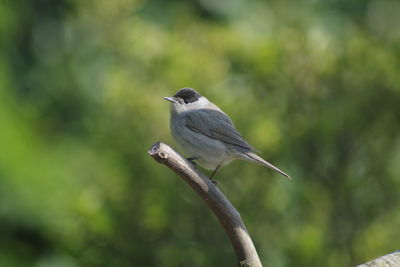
left=357, top=251, right=400, bottom=267
left=148, top=142, right=263, bottom=267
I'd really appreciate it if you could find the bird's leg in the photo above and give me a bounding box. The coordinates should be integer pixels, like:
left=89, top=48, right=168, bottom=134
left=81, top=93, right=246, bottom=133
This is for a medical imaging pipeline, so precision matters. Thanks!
left=186, top=157, right=198, bottom=169
left=209, top=163, right=222, bottom=185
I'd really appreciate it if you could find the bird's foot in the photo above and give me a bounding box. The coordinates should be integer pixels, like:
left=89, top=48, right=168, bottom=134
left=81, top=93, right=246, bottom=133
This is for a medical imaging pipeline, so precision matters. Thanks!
left=208, top=163, right=222, bottom=186
left=186, top=157, right=198, bottom=169
left=209, top=178, right=218, bottom=186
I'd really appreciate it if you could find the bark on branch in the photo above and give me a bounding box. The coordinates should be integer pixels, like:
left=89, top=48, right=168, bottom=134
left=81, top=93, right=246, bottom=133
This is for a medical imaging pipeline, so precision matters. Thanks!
left=148, top=142, right=262, bottom=267
left=356, top=251, right=400, bottom=267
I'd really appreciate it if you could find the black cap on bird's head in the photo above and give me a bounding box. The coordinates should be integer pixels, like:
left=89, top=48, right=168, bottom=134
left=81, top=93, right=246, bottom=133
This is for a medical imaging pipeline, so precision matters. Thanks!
left=164, top=88, right=201, bottom=104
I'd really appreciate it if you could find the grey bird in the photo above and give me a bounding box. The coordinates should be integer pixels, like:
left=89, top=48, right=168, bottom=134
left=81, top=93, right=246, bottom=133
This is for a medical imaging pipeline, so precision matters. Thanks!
left=164, top=88, right=291, bottom=181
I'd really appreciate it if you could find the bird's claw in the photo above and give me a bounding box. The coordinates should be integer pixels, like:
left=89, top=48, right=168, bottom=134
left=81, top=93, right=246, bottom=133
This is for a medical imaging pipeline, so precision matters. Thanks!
left=186, top=157, right=198, bottom=169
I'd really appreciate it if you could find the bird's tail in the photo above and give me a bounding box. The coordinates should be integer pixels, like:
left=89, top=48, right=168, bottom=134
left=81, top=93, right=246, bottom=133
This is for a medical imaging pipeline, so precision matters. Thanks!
left=244, top=152, right=291, bottom=179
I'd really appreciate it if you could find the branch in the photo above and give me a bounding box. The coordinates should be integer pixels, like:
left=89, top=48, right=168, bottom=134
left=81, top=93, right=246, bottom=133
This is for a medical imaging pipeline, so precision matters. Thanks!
left=148, top=142, right=263, bottom=267
left=356, top=251, right=400, bottom=267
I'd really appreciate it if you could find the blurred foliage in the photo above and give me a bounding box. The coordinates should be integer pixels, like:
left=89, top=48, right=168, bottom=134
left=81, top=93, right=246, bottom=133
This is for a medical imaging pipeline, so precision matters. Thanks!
left=1, top=0, right=400, bottom=266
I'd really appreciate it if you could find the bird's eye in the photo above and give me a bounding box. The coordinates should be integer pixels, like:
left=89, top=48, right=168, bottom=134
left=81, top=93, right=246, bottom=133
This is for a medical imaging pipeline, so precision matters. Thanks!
left=184, top=99, right=189, bottom=104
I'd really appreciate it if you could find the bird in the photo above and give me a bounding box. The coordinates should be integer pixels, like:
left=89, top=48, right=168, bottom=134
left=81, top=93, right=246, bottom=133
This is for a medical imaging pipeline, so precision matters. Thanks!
left=164, top=88, right=291, bottom=181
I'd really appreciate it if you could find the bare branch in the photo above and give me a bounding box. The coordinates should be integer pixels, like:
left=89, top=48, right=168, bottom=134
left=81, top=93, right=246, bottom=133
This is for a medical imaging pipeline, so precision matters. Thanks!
left=148, top=142, right=263, bottom=267
left=356, top=251, right=400, bottom=267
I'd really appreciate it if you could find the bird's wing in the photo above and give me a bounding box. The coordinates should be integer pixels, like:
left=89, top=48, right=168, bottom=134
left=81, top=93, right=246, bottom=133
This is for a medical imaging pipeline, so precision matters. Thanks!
left=183, top=109, right=253, bottom=150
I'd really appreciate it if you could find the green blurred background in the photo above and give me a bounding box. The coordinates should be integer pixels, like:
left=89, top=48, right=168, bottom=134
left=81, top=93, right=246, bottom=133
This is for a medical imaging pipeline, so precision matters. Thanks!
left=1, top=0, right=400, bottom=266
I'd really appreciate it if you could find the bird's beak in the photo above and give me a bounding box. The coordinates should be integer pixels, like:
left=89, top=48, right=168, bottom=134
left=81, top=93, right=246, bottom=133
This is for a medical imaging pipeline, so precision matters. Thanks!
left=164, top=96, right=178, bottom=103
